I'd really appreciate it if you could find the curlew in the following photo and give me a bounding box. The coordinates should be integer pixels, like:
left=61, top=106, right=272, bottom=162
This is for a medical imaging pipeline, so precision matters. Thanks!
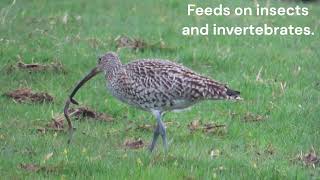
left=64, top=52, right=241, bottom=151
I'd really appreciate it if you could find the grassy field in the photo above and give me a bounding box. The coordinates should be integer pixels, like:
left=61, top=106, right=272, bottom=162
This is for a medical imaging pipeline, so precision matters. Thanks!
left=1, top=0, right=319, bottom=179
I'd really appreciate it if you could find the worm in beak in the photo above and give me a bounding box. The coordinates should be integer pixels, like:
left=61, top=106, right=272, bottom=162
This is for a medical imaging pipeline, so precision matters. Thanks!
left=64, top=66, right=101, bottom=143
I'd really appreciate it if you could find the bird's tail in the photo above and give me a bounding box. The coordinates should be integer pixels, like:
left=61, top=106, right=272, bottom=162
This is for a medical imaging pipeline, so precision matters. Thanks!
left=226, top=88, right=241, bottom=100
left=202, top=78, right=241, bottom=100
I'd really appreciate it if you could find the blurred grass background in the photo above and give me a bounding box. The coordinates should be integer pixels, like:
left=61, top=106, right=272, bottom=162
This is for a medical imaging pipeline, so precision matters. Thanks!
left=0, top=0, right=319, bottom=179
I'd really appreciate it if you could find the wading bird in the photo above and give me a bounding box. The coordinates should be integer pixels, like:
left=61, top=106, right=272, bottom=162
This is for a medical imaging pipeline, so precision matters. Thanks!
left=64, top=52, right=240, bottom=151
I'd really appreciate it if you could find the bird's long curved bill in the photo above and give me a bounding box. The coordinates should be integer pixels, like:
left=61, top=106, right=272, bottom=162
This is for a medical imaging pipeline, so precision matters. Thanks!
left=69, top=67, right=101, bottom=101
left=64, top=67, right=101, bottom=143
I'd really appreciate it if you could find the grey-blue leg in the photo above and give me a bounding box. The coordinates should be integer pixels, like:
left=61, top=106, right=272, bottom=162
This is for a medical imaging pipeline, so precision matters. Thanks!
left=158, top=118, right=167, bottom=151
left=149, top=110, right=167, bottom=152
left=149, top=123, right=160, bottom=152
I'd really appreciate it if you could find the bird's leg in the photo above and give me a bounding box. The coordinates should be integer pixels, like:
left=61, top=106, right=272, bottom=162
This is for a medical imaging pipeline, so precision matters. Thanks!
left=158, top=116, right=168, bottom=152
left=149, top=111, right=168, bottom=152
left=149, top=123, right=160, bottom=152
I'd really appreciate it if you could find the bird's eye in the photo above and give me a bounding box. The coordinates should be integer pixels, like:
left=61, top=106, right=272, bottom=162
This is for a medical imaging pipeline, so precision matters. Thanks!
left=98, top=57, right=102, bottom=63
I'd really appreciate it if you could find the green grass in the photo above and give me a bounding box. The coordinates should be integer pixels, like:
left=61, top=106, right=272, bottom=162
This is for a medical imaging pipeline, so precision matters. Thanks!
left=1, top=0, right=319, bottom=179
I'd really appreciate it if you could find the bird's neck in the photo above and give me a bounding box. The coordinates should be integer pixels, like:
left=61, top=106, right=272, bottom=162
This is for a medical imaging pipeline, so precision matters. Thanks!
left=105, top=63, right=122, bottom=81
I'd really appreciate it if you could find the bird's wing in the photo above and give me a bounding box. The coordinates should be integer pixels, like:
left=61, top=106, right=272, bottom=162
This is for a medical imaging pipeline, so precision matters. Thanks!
left=124, top=60, right=240, bottom=101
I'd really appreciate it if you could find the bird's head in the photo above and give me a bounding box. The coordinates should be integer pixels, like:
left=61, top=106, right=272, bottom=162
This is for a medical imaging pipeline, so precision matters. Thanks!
left=66, top=52, right=121, bottom=105
left=97, top=51, right=121, bottom=74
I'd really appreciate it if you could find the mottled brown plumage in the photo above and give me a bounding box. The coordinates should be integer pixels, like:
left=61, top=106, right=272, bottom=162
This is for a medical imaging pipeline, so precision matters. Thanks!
left=107, top=59, right=240, bottom=112
left=64, top=52, right=240, bottom=151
